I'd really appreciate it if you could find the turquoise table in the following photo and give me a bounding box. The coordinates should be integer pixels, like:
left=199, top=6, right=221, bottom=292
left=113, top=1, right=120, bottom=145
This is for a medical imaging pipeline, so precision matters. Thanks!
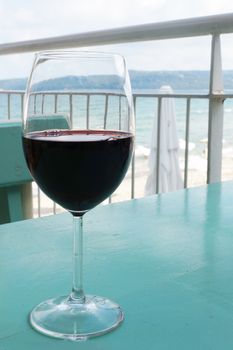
left=1, top=182, right=233, bottom=349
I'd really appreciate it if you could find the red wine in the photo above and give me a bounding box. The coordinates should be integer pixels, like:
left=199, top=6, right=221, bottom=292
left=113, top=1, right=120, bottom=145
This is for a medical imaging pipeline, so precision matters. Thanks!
left=23, top=130, right=134, bottom=214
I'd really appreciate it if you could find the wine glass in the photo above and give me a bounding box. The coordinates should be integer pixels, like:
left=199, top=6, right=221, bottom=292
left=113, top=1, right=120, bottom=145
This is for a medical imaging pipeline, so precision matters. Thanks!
left=22, top=51, right=135, bottom=340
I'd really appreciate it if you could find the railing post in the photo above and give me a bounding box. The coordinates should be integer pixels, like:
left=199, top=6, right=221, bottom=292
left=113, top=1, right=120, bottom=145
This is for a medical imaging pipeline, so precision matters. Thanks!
left=131, top=95, right=136, bottom=199
left=207, top=34, right=224, bottom=184
left=184, top=98, right=191, bottom=188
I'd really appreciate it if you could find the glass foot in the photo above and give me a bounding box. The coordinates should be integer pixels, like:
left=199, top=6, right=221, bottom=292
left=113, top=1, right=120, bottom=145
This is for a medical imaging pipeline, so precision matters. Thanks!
left=30, top=295, right=124, bottom=341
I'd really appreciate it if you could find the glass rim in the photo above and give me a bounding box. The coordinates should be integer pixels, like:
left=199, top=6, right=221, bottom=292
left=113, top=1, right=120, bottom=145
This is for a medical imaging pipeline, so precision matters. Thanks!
left=35, top=50, right=125, bottom=62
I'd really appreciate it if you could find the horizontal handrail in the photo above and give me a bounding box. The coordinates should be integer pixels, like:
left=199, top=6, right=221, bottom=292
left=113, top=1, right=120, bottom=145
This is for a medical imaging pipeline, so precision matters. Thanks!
left=0, top=13, right=233, bottom=56
left=0, top=90, right=24, bottom=94
left=29, top=91, right=126, bottom=97
left=0, top=90, right=230, bottom=100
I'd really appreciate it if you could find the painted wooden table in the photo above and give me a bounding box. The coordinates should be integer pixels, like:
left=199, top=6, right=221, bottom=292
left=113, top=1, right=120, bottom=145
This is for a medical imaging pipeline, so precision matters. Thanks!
left=1, top=181, right=233, bottom=349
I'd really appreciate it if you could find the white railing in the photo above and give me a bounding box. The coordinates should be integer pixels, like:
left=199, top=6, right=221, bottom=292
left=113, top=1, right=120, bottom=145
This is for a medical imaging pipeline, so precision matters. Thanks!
left=0, top=13, right=233, bottom=55
left=0, top=13, right=233, bottom=216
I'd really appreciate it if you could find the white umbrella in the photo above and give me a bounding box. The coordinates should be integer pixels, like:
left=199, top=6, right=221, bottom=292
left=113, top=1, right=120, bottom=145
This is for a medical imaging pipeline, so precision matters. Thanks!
left=145, top=85, right=183, bottom=195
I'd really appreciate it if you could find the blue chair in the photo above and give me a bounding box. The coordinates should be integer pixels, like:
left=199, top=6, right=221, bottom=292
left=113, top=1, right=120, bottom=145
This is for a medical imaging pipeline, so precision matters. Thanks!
left=0, top=120, right=32, bottom=223
left=0, top=114, right=71, bottom=223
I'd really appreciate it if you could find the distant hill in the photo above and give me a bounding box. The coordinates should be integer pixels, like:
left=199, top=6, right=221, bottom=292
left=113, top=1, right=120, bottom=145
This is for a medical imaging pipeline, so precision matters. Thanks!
left=0, top=78, right=27, bottom=90
left=129, top=70, right=211, bottom=90
left=1, top=70, right=233, bottom=91
left=31, top=74, right=123, bottom=91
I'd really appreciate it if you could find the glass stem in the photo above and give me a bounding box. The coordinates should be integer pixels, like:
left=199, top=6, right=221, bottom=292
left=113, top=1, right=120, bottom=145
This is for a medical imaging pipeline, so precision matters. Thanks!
left=70, top=215, right=85, bottom=303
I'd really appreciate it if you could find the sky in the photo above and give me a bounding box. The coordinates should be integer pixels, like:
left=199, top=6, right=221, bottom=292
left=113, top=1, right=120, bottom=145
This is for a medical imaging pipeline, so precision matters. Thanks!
left=1, top=0, right=233, bottom=78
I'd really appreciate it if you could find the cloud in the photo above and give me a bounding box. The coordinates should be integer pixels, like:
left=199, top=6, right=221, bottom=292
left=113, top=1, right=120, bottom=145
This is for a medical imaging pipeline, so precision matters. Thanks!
left=0, top=0, right=232, bottom=78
